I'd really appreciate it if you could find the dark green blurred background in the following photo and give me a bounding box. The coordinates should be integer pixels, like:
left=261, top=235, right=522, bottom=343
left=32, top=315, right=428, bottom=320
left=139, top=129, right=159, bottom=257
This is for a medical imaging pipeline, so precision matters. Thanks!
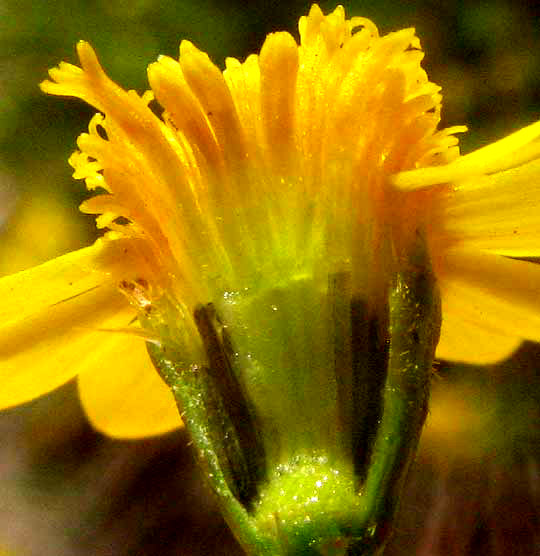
left=0, top=1, right=539, bottom=555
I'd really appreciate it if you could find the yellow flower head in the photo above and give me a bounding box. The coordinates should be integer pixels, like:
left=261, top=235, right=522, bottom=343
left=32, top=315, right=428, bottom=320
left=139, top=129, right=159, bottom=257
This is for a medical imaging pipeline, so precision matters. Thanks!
left=42, top=6, right=460, bottom=309
left=2, top=5, right=540, bottom=439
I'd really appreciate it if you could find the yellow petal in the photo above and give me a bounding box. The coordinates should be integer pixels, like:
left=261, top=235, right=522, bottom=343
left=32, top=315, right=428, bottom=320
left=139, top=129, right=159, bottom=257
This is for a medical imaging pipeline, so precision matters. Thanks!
left=393, top=119, right=540, bottom=190
left=179, top=40, right=247, bottom=164
left=148, top=55, right=223, bottom=171
left=0, top=236, right=149, bottom=326
left=437, top=248, right=540, bottom=343
left=440, top=157, right=540, bottom=256
left=223, top=54, right=264, bottom=167
left=259, top=32, right=299, bottom=166
left=0, top=238, right=147, bottom=409
left=77, top=333, right=182, bottom=438
left=0, top=285, right=134, bottom=409
left=437, top=310, right=521, bottom=364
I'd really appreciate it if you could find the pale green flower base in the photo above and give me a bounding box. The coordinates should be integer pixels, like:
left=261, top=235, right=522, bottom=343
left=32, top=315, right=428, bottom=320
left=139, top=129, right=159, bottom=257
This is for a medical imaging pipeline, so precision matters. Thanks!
left=148, top=238, right=440, bottom=556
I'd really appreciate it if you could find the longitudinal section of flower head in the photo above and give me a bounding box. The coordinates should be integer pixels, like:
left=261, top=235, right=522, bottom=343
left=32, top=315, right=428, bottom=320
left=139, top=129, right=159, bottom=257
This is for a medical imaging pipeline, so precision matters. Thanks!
left=41, top=4, right=465, bottom=322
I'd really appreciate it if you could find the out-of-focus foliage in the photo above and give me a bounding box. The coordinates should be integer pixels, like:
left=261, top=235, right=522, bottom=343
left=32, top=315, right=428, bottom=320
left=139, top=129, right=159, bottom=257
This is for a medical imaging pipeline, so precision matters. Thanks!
left=0, top=1, right=539, bottom=555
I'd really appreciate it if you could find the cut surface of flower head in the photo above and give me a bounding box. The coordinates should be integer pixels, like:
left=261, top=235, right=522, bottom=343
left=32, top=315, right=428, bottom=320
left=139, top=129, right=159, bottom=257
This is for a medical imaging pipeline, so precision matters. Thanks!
left=1, top=4, right=540, bottom=438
